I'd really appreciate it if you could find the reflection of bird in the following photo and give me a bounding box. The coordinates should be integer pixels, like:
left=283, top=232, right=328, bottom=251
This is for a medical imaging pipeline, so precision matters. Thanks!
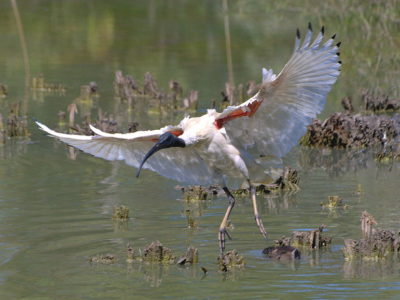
left=36, top=24, right=341, bottom=254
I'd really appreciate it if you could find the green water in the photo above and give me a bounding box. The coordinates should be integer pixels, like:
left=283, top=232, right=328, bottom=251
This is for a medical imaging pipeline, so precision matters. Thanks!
left=1, top=1, right=400, bottom=299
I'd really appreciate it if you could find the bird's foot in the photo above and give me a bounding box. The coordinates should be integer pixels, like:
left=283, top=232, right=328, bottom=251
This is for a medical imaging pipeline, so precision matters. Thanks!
left=218, top=227, right=232, bottom=254
left=255, top=215, right=268, bottom=240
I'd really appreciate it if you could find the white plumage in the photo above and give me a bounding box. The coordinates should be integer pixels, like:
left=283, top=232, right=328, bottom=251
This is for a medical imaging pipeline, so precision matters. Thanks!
left=36, top=25, right=341, bottom=253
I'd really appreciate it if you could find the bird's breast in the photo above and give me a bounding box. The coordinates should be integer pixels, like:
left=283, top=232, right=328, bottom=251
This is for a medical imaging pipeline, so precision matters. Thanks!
left=195, top=130, right=249, bottom=180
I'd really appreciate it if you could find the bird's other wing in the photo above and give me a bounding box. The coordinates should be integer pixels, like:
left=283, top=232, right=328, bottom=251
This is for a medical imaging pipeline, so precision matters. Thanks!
left=36, top=121, right=214, bottom=185
left=215, top=24, right=341, bottom=158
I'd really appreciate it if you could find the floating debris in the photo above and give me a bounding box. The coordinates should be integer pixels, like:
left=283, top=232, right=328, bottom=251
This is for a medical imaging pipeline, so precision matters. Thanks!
left=343, top=211, right=400, bottom=261
left=300, top=112, right=400, bottom=149
left=89, top=254, right=117, bottom=264
left=362, top=91, right=400, bottom=112
left=262, top=245, right=301, bottom=260
left=176, top=246, right=199, bottom=265
left=217, top=249, right=244, bottom=271
left=112, top=205, right=129, bottom=221
left=321, top=195, right=350, bottom=210
left=142, top=241, right=176, bottom=264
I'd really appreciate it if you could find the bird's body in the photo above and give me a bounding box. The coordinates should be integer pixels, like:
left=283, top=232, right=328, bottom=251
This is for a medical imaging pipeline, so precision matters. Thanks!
left=36, top=24, right=341, bottom=253
left=180, top=111, right=249, bottom=183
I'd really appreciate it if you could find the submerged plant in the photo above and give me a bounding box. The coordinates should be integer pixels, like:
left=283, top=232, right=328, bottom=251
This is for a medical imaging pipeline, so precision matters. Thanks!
left=89, top=254, right=117, bottom=264
left=112, top=205, right=130, bottom=221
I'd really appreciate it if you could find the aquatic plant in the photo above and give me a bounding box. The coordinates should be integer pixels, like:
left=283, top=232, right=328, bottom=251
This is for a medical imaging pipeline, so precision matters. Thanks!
left=30, top=74, right=66, bottom=93
left=176, top=246, right=199, bottom=265
left=112, top=205, right=129, bottom=221
left=88, top=254, right=117, bottom=264
left=300, top=112, right=399, bottom=149
left=217, top=249, right=244, bottom=271
left=275, top=225, right=332, bottom=250
left=343, top=211, right=400, bottom=261
left=142, top=241, right=176, bottom=264
left=321, top=195, right=350, bottom=210
left=0, top=103, right=30, bottom=141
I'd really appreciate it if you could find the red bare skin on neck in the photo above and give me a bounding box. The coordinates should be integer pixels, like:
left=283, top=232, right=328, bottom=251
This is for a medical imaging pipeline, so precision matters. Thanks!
left=214, top=100, right=262, bottom=129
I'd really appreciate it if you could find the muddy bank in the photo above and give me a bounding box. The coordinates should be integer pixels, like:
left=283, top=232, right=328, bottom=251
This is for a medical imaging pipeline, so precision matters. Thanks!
left=300, top=92, right=400, bottom=154
left=300, top=112, right=400, bottom=149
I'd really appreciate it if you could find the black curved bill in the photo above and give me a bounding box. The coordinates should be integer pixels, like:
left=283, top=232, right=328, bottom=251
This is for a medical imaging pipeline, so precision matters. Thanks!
left=136, top=143, right=162, bottom=178
left=136, top=132, right=185, bottom=178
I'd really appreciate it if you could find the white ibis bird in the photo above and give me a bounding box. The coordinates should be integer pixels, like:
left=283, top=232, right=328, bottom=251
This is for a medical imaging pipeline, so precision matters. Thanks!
left=36, top=24, right=341, bottom=253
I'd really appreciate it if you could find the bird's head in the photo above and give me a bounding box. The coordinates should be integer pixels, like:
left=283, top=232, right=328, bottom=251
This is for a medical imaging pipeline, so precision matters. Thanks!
left=136, top=132, right=185, bottom=178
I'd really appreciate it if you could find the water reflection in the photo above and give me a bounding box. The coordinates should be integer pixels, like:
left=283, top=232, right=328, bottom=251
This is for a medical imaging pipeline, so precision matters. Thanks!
left=343, top=258, right=400, bottom=280
left=298, top=148, right=372, bottom=176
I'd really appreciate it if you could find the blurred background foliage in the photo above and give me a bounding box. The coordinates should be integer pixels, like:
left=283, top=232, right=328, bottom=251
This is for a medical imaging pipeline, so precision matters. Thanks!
left=0, top=0, right=398, bottom=119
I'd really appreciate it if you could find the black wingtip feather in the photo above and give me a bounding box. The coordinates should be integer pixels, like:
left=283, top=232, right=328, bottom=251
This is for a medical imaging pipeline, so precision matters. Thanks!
left=338, top=60, right=342, bottom=64
left=321, top=26, right=325, bottom=35
left=336, top=52, right=340, bottom=56
left=331, top=33, right=336, bottom=39
left=296, top=28, right=300, bottom=39
left=308, top=22, right=312, bottom=31
left=336, top=41, right=341, bottom=47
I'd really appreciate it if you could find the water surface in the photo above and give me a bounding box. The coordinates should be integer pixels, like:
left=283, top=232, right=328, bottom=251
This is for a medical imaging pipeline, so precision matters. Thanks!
left=0, top=1, right=400, bottom=299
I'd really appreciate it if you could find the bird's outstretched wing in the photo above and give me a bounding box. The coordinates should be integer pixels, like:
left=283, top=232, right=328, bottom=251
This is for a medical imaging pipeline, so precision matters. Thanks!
left=36, top=122, right=214, bottom=185
left=215, top=24, right=341, bottom=158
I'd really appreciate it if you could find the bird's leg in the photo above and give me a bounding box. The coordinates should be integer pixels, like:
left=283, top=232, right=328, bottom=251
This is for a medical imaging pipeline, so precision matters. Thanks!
left=248, top=180, right=268, bottom=239
left=218, top=187, right=235, bottom=254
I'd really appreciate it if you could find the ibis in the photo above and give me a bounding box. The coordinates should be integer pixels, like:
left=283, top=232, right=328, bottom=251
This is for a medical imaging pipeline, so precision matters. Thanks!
left=36, top=24, right=341, bottom=253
